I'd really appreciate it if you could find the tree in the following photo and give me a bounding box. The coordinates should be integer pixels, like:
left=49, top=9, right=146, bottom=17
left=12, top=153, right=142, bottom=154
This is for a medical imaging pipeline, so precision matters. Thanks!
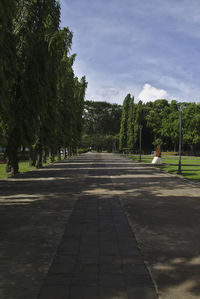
left=119, top=94, right=131, bottom=152
left=0, top=0, right=18, bottom=174
left=73, top=76, right=88, bottom=150
left=127, top=96, right=135, bottom=152
left=0, top=0, right=87, bottom=173
left=182, top=103, right=200, bottom=153
left=161, top=100, right=179, bottom=151
left=82, top=101, right=121, bottom=152
left=146, top=99, right=169, bottom=148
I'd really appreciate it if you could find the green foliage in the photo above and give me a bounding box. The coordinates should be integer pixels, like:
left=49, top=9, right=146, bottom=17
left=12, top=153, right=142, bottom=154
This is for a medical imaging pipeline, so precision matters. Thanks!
left=127, top=96, right=135, bottom=152
left=0, top=0, right=87, bottom=174
left=82, top=101, right=121, bottom=152
left=119, top=94, right=131, bottom=151
left=122, top=99, right=200, bottom=154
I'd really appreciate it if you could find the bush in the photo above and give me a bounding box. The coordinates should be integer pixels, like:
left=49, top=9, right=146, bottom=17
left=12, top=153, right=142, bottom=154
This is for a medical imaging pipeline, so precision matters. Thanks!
left=78, top=148, right=89, bottom=154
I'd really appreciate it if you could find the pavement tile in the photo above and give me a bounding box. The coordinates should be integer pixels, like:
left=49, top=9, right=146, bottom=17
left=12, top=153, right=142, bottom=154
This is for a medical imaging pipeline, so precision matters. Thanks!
left=125, top=274, right=154, bottom=287
left=69, top=285, right=98, bottom=299
left=99, top=274, right=125, bottom=287
left=35, top=155, right=157, bottom=299
left=62, top=231, right=82, bottom=240
left=80, top=240, right=98, bottom=249
left=71, top=274, right=98, bottom=286
left=38, top=285, right=69, bottom=299
left=74, top=262, right=99, bottom=274
left=115, top=226, right=133, bottom=234
left=122, top=255, right=145, bottom=265
left=117, top=232, right=135, bottom=242
left=57, top=245, right=79, bottom=256
left=98, top=226, right=116, bottom=233
left=49, top=261, right=75, bottom=274
left=127, top=287, right=158, bottom=299
left=100, top=231, right=118, bottom=242
left=124, top=264, right=149, bottom=275
left=119, top=243, right=141, bottom=256
left=99, top=286, right=128, bottom=299
left=43, top=274, right=72, bottom=286
left=78, top=254, right=99, bottom=264
left=53, top=255, right=77, bottom=264
left=67, top=218, right=84, bottom=226
left=100, top=241, right=120, bottom=256
left=79, top=248, right=99, bottom=259
left=82, top=232, right=99, bottom=240
left=83, top=226, right=98, bottom=233
left=100, top=255, right=123, bottom=273
left=63, top=229, right=82, bottom=238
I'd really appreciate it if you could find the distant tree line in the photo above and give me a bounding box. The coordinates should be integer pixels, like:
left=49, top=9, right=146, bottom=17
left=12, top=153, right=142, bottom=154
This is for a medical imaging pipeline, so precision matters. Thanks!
left=81, top=101, right=121, bottom=152
left=0, top=0, right=87, bottom=174
left=119, top=94, right=200, bottom=154
left=81, top=97, right=200, bottom=154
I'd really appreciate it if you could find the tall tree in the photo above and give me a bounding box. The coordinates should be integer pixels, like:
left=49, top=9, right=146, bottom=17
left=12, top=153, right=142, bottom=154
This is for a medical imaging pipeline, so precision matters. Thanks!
left=73, top=76, right=88, bottom=150
left=182, top=103, right=200, bottom=153
left=146, top=99, right=169, bottom=147
left=127, top=96, right=135, bottom=152
left=161, top=100, right=179, bottom=151
left=0, top=0, right=18, bottom=174
left=119, top=94, right=131, bottom=152
left=82, top=101, right=121, bottom=152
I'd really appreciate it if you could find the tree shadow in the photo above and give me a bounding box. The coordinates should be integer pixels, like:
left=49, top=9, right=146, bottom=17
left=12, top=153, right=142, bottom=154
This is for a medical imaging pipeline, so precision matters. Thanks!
left=1, top=153, right=200, bottom=298
left=103, top=157, right=200, bottom=298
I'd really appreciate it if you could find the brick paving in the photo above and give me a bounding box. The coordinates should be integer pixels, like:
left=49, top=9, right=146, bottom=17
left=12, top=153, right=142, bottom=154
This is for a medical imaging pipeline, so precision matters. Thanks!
left=37, top=159, right=158, bottom=299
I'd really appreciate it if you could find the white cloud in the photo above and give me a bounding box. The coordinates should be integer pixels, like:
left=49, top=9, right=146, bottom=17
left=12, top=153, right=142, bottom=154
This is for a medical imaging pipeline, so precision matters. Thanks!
left=138, top=84, right=169, bottom=102
left=86, top=84, right=134, bottom=104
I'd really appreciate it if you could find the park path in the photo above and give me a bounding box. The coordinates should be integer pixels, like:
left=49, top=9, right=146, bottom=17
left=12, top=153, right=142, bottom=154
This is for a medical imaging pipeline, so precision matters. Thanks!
left=37, top=154, right=157, bottom=299
left=0, top=153, right=200, bottom=299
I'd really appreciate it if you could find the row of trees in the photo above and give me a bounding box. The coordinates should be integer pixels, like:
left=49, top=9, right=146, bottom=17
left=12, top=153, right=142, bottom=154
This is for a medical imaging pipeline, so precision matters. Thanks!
left=119, top=95, right=200, bottom=154
left=81, top=101, right=121, bottom=152
left=0, top=0, right=87, bottom=174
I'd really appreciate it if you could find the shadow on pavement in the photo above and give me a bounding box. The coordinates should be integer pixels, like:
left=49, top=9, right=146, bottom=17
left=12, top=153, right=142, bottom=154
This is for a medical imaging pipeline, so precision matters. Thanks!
left=1, top=153, right=200, bottom=298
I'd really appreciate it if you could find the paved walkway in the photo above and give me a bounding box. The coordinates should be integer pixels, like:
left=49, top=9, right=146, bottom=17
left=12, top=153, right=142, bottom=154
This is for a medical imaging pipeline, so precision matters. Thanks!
left=1, top=153, right=200, bottom=299
left=38, top=157, right=157, bottom=298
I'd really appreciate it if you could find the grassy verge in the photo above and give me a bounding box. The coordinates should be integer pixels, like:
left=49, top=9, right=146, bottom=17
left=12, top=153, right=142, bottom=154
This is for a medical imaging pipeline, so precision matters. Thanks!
left=0, top=157, right=53, bottom=180
left=129, top=155, right=200, bottom=181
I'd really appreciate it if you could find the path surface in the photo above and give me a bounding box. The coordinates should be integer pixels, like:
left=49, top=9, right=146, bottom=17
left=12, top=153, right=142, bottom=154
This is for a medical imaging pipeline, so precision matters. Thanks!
left=0, top=153, right=200, bottom=299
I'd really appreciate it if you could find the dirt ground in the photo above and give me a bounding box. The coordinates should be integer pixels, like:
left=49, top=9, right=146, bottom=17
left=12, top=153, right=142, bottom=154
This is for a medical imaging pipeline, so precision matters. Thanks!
left=0, top=153, right=200, bottom=299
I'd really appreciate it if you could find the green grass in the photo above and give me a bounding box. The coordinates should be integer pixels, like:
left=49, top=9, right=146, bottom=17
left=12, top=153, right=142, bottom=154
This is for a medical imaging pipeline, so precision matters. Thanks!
left=0, top=161, right=35, bottom=180
left=159, top=164, right=200, bottom=181
left=0, top=157, right=52, bottom=180
left=129, top=154, right=200, bottom=181
left=0, top=164, right=7, bottom=179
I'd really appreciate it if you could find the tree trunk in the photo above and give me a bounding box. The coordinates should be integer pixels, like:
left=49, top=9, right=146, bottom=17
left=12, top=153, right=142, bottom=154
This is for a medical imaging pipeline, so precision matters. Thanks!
left=64, top=148, right=67, bottom=159
left=49, top=147, right=55, bottom=163
left=57, top=147, right=61, bottom=161
left=29, top=145, right=36, bottom=166
left=36, top=143, right=43, bottom=168
left=68, top=147, right=72, bottom=157
left=43, top=149, right=47, bottom=164
left=6, top=145, right=19, bottom=175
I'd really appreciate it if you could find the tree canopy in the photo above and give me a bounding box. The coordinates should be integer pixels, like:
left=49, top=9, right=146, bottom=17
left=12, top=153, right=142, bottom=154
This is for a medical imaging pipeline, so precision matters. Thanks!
left=82, top=101, right=121, bottom=152
left=0, top=0, right=87, bottom=174
left=119, top=98, right=200, bottom=154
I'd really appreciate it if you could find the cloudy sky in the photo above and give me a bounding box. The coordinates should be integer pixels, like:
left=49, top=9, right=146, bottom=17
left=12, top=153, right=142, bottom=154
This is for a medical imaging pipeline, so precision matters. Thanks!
left=60, top=0, right=200, bottom=104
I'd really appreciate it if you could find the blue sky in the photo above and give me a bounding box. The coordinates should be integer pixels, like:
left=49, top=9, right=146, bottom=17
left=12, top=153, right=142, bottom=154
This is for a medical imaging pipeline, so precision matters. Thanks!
left=60, top=0, right=200, bottom=104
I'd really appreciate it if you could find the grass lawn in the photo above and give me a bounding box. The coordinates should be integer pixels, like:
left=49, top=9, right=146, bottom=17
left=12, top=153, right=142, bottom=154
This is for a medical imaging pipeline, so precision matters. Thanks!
left=129, top=154, right=200, bottom=181
left=0, top=158, right=51, bottom=180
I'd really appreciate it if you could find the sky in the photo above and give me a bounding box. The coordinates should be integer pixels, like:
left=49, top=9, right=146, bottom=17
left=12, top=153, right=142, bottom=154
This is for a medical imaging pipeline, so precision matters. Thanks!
left=60, top=0, right=200, bottom=104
